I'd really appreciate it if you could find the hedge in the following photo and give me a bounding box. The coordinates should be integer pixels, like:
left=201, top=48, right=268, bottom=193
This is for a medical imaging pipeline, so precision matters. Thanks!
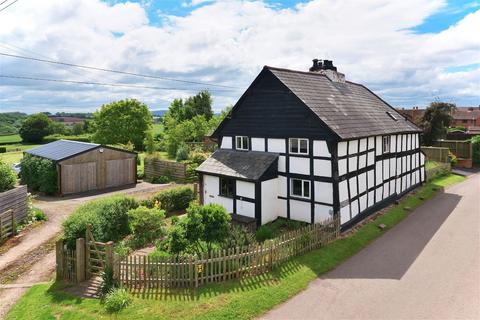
left=150, top=186, right=196, bottom=213
left=43, top=134, right=92, bottom=143
left=62, top=195, right=138, bottom=248
left=0, top=160, right=16, bottom=192
left=20, top=154, right=58, bottom=194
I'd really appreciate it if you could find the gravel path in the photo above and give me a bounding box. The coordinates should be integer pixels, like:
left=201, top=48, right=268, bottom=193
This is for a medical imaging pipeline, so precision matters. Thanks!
left=0, top=181, right=172, bottom=319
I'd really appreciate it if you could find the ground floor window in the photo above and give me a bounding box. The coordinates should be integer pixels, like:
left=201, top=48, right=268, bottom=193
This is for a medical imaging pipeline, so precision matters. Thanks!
left=290, top=178, right=310, bottom=198
left=219, top=177, right=235, bottom=198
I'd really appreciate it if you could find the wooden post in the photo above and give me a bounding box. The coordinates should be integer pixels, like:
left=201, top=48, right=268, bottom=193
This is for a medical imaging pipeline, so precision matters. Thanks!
left=105, top=241, right=114, bottom=269
left=11, top=211, right=16, bottom=236
left=56, top=239, right=65, bottom=281
left=0, top=213, right=3, bottom=240
left=76, top=238, right=86, bottom=283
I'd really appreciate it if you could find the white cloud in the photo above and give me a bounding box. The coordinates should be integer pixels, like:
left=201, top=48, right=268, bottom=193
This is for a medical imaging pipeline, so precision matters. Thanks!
left=0, top=0, right=479, bottom=113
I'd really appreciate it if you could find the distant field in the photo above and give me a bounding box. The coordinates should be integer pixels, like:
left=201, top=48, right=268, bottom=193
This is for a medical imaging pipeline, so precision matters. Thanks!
left=0, top=151, right=23, bottom=165
left=0, top=143, right=40, bottom=152
left=0, top=134, right=21, bottom=144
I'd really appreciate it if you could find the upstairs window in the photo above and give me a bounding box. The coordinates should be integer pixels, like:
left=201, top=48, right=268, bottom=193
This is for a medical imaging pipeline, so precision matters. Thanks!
left=289, top=138, right=309, bottom=155
left=291, top=178, right=310, bottom=199
left=236, top=136, right=249, bottom=150
left=219, top=177, right=234, bottom=198
left=383, top=136, right=391, bottom=153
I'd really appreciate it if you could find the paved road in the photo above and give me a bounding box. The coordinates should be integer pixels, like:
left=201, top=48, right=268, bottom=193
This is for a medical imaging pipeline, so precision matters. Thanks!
left=262, top=174, right=480, bottom=320
left=0, top=181, right=171, bottom=319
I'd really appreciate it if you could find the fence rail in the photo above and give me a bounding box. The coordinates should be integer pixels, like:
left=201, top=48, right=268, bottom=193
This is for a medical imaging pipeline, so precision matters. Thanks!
left=56, top=217, right=340, bottom=291
left=434, top=140, right=472, bottom=159
left=144, top=157, right=186, bottom=180
left=0, top=209, right=16, bottom=242
left=118, top=216, right=340, bottom=289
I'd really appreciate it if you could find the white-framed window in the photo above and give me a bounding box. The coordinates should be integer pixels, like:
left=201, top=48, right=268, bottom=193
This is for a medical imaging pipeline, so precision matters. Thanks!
left=289, top=138, right=309, bottom=155
left=290, top=178, right=310, bottom=198
left=235, top=136, right=249, bottom=150
left=383, top=136, right=390, bottom=153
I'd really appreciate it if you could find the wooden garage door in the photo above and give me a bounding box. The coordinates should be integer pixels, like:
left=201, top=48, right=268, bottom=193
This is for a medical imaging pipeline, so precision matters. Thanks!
left=61, top=162, right=97, bottom=194
left=106, top=158, right=135, bottom=188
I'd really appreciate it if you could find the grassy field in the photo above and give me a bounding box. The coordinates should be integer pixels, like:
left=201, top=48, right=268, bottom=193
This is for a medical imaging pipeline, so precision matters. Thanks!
left=152, top=123, right=163, bottom=136
left=6, top=173, right=465, bottom=320
left=0, top=151, right=23, bottom=165
left=0, top=134, right=21, bottom=144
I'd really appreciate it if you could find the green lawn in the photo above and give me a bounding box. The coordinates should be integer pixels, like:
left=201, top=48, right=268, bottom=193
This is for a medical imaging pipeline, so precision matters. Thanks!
left=0, top=134, right=21, bottom=144
left=0, top=151, right=23, bottom=165
left=7, top=173, right=465, bottom=320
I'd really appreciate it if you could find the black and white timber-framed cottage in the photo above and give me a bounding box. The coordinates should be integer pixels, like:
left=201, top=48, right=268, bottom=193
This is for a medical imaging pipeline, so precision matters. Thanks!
left=197, top=59, right=426, bottom=229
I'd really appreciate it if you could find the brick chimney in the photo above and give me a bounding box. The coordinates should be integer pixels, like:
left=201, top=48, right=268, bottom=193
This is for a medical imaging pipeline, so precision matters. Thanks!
left=309, top=59, right=345, bottom=83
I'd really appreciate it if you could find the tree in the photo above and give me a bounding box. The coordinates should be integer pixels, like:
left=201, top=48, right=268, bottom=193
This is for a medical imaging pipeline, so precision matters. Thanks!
left=0, top=160, right=16, bottom=193
left=19, top=113, right=53, bottom=143
left=71, top=123, right=84, bottom=135
left=92, top=99, right=152, bottom=150
left=420, top=102, right=456, bottom=146
left=49, top=121, right=67, bottom=135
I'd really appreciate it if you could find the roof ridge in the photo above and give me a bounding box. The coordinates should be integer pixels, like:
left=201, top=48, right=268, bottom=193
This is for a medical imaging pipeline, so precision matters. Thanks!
left=59, top=139, right=100, bottom=146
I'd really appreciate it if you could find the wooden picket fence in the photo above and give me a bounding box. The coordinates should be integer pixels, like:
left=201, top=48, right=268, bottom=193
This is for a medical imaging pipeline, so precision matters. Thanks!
left=56, top=216, right=340, bottom=289
left=118, top=216, right=340, bottom=289
left=0, top=209, right=16, bottom=242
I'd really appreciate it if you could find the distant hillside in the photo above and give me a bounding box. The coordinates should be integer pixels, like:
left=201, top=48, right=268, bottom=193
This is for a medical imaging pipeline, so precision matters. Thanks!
left=0, top=112, right=27, bottom=135
left=151, top=110, right=167, bottom=117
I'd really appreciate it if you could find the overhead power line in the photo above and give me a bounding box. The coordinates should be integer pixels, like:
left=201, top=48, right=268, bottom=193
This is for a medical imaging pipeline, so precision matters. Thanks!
left=0, top=52, right=239, bottom=89
left=0, top=74, right=235, bottom=92
left=0, top=0, right=19, bottom=12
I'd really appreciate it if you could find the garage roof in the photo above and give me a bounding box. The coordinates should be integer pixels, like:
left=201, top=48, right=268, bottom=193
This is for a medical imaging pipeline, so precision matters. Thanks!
left=26, top=140, right=101, bottom=161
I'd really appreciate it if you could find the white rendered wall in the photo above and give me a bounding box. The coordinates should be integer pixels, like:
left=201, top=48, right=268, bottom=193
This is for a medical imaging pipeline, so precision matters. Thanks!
left=237, top=200, right=255, bottom=218
left=314, top=181, right=333, bottom=204
left=314, top=159, right=331, bottom=177
left=251, top=138, right=265, bottom=152
left=236, top=180, right=255, bottom=199
left=278, top=156, right=286, bottom=172
left=221, top=136, right=232, bottom=149
left=313, top=140, right=331, bottom=157
left=289, top=156, right=310, bottom=175
left=267, top=138, right=285, bottom=153
left=338, top=141, right=348, bottom=157
left=290, top=199, right=311, bottom=223
left=314, top=204, right=333, bottom=223
left=261, top=178, right=279, bottom=224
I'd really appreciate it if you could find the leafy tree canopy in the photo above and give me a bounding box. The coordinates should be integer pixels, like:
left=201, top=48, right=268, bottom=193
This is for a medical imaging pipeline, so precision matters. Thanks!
left=92, top=99, right=152, bottom=150
left=19, top=113, right=53, bottom=143
left=420, top=102, right=456, bottom=146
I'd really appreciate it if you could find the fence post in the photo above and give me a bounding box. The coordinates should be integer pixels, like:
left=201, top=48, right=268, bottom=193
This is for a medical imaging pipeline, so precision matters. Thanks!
left=105, top=241, right=114, bottom=269
left=11, top=211, right=16, bottom=236
left=0, top=213, right=3, bottom=240
left=193, top=183, right=198, bottom=198
left=76, top=238, right=86, bottom=283
left=56, top=239, right=65, bottom=281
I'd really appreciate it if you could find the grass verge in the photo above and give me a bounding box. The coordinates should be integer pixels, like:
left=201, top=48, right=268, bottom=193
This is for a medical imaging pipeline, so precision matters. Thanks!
left=6, top=173, right=466, bottom=320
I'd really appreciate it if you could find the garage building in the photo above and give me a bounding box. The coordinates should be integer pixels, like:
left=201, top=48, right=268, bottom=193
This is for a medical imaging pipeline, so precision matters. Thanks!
left=26, top=140, right=137, bottom=195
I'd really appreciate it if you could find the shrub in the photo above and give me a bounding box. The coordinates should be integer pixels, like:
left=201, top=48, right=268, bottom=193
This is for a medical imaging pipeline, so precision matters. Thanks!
left=223, top=225, right=256, bottom=249
left=165, top=223, right=189, bottom=254
left=151, top=186, right=196, bottom=212
left=145, top=175, right=171, bottom=184
left=103, top=288, right=132, bottom=316
left=128, top=206, right=166, bottom=247
left=176, top=145, right=190, bottom=162
left=0, top=160, right=16, bottom=192
left=99, top=266, right=118, bottom=300
left=62, top=195, right=138, bottom=248
left=472, top=135, right=480, bottom=165
left=0, top=147, right=6, bottom=153
left=43, top=134, right=92, bottom=143
left=20, top=154, right=58, bottom=194
left=256, top=225, right=274, bottom=242
left=30, top=207, right=47, bottom=221
left=448, top=151, right=458, bottom=166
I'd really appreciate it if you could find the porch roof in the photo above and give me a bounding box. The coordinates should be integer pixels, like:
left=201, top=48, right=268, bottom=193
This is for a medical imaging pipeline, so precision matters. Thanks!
left=196, top=149, right=278, bottom=181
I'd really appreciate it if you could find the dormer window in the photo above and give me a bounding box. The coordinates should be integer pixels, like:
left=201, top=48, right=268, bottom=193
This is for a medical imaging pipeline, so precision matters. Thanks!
left=235, top=136, right=249, bottom=150
left=289, top=138, right=309, bottom=155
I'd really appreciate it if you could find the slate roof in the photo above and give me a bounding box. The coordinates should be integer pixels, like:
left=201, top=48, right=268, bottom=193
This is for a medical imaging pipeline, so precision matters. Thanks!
left=26, top=140, right=100, bottom=161
left=196, top=149, right=278, bottom=181
left=266, top=66, right=421, bottom=139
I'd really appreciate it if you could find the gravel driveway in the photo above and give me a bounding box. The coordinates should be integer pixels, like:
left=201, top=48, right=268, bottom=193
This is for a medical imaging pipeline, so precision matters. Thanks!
left=0, top=181, right=172, bottom=319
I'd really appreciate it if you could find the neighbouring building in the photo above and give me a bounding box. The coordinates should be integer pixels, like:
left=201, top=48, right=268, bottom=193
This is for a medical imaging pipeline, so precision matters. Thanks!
left=48, top=116, right=85, bottom=127
left=25, top=140, right=136, bottom=195
left=197, top=59, right=426, bottom=229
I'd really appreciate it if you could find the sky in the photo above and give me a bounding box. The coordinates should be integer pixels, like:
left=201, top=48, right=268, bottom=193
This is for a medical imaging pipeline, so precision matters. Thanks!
left=0, top=0, right=479, bottom=114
